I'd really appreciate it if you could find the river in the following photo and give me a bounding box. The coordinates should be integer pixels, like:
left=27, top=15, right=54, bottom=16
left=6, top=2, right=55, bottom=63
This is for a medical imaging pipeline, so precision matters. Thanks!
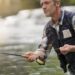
left=0, top=6, right=75, bottom=75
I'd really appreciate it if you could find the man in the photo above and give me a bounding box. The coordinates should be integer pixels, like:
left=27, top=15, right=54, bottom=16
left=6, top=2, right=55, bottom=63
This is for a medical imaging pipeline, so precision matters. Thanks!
left=23, top=0, right=75, bottom=75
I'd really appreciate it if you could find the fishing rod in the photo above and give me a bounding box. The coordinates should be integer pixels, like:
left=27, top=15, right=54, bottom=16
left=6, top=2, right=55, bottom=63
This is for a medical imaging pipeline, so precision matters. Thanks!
left=0, top=53, right=25, bottom=57
left=0, top=52, right=45, bottom=65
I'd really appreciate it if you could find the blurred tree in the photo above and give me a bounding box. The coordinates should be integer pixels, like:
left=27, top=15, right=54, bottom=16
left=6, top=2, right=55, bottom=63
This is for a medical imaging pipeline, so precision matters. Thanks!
left=61, top=0, right=75, bottom=5
left=21, top=0, right=40, bottom=9
left=0, top=0, right=75, bottom=16
left=35, top=0, right=75, bottom=6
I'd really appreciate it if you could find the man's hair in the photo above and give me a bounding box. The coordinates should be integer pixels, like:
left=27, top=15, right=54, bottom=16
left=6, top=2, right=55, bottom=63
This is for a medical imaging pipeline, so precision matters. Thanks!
left=53, top=0, right=61, bottom=3
left=40, top=0, right=61, bottom=5
left=53, top=0, right=61, bottom=6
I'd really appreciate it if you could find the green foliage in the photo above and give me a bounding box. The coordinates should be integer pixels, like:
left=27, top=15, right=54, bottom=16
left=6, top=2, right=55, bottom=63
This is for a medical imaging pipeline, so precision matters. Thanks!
left=34, top=0, right=75, bottom=6
left=61, top=0, right=75, bottom=5
left=20, top=0, right=40, bottom=9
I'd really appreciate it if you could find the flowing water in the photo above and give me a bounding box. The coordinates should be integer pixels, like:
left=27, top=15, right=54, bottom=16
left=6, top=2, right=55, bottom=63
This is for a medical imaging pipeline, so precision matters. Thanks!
left=0, top=6, right=75, bottom=75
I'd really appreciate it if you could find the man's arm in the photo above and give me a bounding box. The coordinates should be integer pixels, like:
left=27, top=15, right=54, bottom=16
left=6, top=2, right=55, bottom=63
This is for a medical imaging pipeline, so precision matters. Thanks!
left=35, top=27, right=52, bottom=58
left=59, top=44, right=75, bottom=55
left=23, top=25, right=52, bottom=62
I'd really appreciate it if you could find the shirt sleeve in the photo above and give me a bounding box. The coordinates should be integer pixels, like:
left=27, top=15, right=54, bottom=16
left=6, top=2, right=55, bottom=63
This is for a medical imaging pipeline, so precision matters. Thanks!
left=72, top=15, right=75, bottom=30
left=37, top=25, right=52, bottom=55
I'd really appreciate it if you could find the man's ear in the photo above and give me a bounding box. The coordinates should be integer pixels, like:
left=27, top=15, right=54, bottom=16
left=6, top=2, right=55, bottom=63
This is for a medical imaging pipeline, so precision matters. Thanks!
left=56, top=0, right=61, bottom=7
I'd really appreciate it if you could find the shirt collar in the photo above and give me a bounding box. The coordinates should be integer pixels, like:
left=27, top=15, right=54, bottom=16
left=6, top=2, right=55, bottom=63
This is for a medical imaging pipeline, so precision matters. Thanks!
left=59, top=10, right=64, bottom=25
left=50, top=9, right=65, bottom=26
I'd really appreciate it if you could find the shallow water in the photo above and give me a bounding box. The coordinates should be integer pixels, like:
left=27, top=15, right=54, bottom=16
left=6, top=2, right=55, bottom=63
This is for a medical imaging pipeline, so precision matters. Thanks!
left=0, top=39, right=63, bottom=75
left=0, top=47, right=64, bottom=75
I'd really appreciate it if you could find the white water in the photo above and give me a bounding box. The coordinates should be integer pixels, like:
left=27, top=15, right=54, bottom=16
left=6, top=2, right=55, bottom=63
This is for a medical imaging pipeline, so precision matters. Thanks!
left=0, top=6, right=75, bottom=46
left=0, top=8, right=49, bottom=45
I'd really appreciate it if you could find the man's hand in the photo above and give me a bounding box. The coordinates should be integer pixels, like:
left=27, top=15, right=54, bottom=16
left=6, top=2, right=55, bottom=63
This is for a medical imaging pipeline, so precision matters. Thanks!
left=22, top=50, right=45, bottom=62
left=59, top=44, right=73, bottom=55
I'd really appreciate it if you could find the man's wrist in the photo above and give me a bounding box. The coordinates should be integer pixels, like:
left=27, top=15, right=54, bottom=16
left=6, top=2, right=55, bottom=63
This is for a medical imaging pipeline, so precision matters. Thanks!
left=70, top=45, right=75, bottom=52
left=34, top=49, right=46, bottom=57
left=36, top=48, right=46, bottom=52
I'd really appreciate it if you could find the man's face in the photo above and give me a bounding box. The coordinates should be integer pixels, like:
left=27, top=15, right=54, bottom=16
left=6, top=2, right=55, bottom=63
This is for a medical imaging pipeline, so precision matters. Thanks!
left=40, top=0, right=56, bottom=17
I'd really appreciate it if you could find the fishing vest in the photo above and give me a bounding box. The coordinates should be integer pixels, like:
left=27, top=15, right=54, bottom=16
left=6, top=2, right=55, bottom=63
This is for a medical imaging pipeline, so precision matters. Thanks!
left=45, top=10, right=75, bottom=73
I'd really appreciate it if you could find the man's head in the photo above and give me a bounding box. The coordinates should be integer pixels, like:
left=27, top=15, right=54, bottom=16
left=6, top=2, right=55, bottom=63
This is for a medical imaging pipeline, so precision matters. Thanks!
left=40, top=0, right=61, bottom=17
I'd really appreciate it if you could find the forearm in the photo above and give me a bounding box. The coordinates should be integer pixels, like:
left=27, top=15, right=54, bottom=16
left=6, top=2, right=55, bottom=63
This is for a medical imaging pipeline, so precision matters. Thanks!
left=35, top=44, right=52, bottom=58
left=36, top=47, right=46, bottom=56
left=59, top=44, right=75, bottom=55
left=36, top=26, right=52, bottom=57
left=70, top=45, right=75, bottom=52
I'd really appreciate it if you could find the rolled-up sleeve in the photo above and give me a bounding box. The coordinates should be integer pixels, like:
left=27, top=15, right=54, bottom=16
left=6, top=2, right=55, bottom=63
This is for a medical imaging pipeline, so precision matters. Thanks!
left=37, top=25, right=52, bottom=55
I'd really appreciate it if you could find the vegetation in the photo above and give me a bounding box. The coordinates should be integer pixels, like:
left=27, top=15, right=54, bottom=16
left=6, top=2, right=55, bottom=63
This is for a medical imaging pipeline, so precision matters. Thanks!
left=35, top=0, right=75, bottom=6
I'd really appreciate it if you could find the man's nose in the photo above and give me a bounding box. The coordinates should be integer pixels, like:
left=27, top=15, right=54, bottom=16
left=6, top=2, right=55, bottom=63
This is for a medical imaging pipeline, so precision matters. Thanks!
left=42, top=4, right=46, bottom=9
